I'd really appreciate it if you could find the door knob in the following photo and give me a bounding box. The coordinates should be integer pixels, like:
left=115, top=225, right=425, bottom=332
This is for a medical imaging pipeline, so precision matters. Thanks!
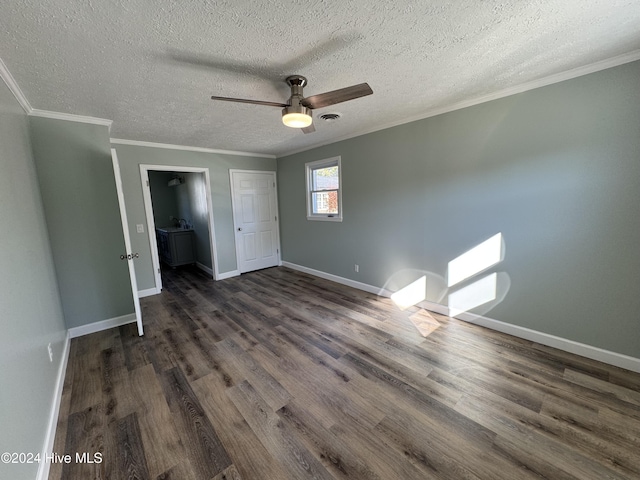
left=237, top=227, right=242, bottom=231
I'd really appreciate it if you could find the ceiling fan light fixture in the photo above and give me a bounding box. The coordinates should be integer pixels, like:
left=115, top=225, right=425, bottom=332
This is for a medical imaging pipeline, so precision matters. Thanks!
left=282, top=105, right=312, bottom=128
left=211, top=75, right=371, bottom=134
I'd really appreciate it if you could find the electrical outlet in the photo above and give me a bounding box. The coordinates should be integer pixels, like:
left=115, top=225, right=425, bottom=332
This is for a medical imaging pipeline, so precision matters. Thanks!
left=136, top=224, right=144, bottom=233
left=47, top=343, right=53, bottom=362
left=354, top=264, right=359, bottom=273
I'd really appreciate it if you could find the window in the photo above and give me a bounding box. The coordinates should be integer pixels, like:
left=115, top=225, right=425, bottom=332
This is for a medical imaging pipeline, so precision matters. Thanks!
left=306, top=156, right=342, bottom=221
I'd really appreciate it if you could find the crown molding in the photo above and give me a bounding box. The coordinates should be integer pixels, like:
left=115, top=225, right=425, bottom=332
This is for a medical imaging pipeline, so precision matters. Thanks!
left=30, top=109, right=113, bottom=130
left=278, top=49, right=640, bottom=158
left=0, top=57, right=114, bottom=131
left=0, top=57, right=33, bottom=114
left=110, top=138, right=276, bottom=159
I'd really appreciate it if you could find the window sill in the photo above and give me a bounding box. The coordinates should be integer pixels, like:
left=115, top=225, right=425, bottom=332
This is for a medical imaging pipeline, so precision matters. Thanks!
left=307, top=215, right=343, bottom=222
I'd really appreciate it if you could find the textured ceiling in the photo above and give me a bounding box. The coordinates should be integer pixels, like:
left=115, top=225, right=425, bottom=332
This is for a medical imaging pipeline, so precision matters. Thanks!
left=2, top=0, right=640, bottom=156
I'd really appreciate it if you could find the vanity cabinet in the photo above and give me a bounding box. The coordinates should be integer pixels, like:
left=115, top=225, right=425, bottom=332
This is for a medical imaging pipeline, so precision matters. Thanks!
left=156, top=228, right=196, bottom=267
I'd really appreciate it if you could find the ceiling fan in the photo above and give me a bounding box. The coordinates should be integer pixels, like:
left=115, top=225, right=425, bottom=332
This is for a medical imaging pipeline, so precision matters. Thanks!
left=210, top=75, right=373, bottom=133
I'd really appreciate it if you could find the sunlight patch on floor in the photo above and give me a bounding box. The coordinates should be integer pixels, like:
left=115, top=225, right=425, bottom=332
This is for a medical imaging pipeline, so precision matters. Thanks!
left=408, top=309, right=441, bottom=337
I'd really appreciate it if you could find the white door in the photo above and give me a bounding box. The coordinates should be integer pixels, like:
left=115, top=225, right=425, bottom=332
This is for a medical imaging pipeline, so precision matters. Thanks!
left=230, top=170, right=280, bottom=274
left=111, top=149, right=144, bottom=336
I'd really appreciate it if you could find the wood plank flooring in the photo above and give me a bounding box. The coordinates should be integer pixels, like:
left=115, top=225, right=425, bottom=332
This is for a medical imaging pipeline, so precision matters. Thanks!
left=50, top=265, right=640, bottom=480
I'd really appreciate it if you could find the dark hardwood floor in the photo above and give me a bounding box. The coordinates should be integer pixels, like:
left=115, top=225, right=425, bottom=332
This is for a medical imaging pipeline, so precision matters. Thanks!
left=50, top=265, right=640, bottom=479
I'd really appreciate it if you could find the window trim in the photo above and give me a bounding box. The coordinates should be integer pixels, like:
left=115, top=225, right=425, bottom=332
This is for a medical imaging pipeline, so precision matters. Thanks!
left=305, top=156, right=343, bottom=222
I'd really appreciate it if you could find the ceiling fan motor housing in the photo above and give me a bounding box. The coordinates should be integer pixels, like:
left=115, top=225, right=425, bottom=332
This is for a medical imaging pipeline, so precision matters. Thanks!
left=286, top=75, right=307, bottom=93
left=282, top=75, right=312, bottom=128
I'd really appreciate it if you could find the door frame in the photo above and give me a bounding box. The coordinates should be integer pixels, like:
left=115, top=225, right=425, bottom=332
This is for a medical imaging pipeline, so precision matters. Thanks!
left=229, top=169, right=282, bottom=273
left=140, top=164, right=220, bottom=291
left=111, top=149, right=144, bottom=336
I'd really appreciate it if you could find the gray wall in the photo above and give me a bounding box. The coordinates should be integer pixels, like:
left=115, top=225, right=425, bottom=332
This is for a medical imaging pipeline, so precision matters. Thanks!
left=175, top=174, right=193, bottom=226
left=176, top=172, right=212, bottom=269
left=30, top=117, right=134, bottom=328
left=112, top=144, right=276, bottom=290
left=148, top=170, right=179, bottom=227
left=278, top=60, right=640, bottom=358
left=0, top=83, right=67, bottom=479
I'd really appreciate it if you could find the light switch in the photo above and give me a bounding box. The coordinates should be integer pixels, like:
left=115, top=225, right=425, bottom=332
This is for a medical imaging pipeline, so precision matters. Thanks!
left=136, top=224, right=144, bottom=233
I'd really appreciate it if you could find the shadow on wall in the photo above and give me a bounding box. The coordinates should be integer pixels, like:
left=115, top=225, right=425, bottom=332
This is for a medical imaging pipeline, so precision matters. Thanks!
left=383, top=233, right=511, bottom=330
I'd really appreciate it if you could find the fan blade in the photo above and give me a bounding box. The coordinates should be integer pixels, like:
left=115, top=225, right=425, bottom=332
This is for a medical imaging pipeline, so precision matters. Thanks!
left=302, top=83, right=373, bottom=109
left=210, top=95, right=288, bottom=108
left=301, top=123, right=316, bottom=134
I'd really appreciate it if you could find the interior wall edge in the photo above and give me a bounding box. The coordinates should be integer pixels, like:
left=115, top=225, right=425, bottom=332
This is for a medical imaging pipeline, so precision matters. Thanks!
left=196, top=262, right=215, bottom=277
left=35, top=331, right=71, bottom=480
left=217, top=270, right=241, bottom=280
left=30, top=108, right=113, bottom=130
left=138, top=287, right=161, bottom=298
left=67, top=313, right=136, bottom=339
left=0, top=56, right=32, bottom=113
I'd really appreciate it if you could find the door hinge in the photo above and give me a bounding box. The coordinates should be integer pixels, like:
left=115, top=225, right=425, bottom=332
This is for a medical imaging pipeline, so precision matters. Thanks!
left=275, top=215, right=277, bottom=221
left=146, top=180, right=149, bottom=187
left=158, top=268, right=160, bottom=274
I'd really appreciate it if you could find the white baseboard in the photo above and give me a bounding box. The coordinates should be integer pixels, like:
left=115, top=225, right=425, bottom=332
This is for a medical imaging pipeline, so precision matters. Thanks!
left=196, top=262, right=214, bottom=277
left=138, top=287, right=160, bottom=298
left=217, top=269, right=240, bottom=280
left=282, top=261, right=448, bottom=316
left=282, top=261, right=390, bottom=296
left=68, top=313, right=137, bottom=338
left=454, top=310, right=640, bottom=373
left=36, top=331, right=71, bottom=480
left=417, top=300, right=450, bottom=316
left=281, top=261, right=640, bottom=373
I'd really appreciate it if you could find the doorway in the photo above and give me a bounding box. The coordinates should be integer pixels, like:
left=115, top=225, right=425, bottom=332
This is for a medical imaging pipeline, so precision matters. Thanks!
left=140, top=165, right=220, bottom=292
